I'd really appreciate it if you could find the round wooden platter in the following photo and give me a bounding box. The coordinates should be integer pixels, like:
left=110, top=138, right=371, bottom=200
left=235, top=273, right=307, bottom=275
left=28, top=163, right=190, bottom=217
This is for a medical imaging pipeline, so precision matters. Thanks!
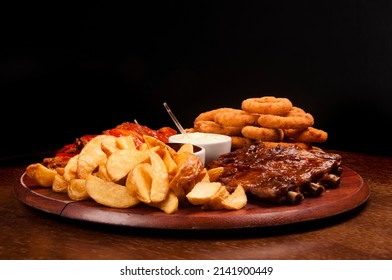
left=15, top=166, right=369, bottom=230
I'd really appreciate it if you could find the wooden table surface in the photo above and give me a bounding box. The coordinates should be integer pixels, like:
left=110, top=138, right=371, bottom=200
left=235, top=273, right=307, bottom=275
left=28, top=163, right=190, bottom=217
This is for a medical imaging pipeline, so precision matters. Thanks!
left=1, top=150, right=391, bottom=260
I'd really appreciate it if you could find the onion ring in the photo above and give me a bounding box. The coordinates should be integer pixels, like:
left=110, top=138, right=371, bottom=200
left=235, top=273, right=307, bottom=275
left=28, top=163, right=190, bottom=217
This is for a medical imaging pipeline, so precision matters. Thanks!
left=284, top=127, right=328, bottom=143
left=194, top=108, right=238, bottom=123
left=185, top=128, right=197, bottom=133
left=214, top=109, right=259, bottom=127
left=194, top=121, right=243, bottom=136
left=230, top=136, right=253, bottom=150
left=241, top=126, right=284, bottom=141
left=242, top=96, right=293, bottom=115
left=257, top=107, right=314, bottom=129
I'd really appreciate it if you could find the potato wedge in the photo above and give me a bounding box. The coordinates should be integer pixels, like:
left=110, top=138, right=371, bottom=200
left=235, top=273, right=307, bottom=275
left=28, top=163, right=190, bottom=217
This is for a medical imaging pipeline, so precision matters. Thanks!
left=126, top=162, right=153, bottom=203
left=149, top=149, right=170, bottom=203
left=207, top=167, right=224, bottom=182
left=222, top=185, right=247, bottom=210
left=149, top=190, right=178, bottom=214
left=26, top=163, right=57, bottom=187
left=77, top=135, right=109, bottom=179
left=101, top=135, right=118, bottom=156
left=197, top=168, right=210, bottom=182
left=202, top=185, right=230, bottom=210
left=138, top=143, right=149, bottom=151
left=96, top=162, right=112, bottom=182
left=143, top=135, right=176, bottom=155
left=177, top=143, right=194, bottom=154
left=52, top=174, right=69, bottom=193
left=106, top=149, right=149, bottom=182
left=169, top=153, right=204, bottom=201
left=116, top=135, right=137, bottom=151
left=67, top=178, right=89, bottom=201
left=63, top=155, right=78, bottom=181
left=173, top=151, right=191, bottom=167
left=186, top=181, right=222, bottom=205
left=162, top=148, right=177, bottom=178
left=86, top=174, right=139, bottom=208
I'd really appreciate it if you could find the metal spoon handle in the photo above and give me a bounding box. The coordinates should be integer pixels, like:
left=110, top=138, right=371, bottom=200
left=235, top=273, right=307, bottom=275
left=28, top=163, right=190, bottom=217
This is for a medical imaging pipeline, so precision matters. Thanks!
left=163, top=102, right=187, bottom=135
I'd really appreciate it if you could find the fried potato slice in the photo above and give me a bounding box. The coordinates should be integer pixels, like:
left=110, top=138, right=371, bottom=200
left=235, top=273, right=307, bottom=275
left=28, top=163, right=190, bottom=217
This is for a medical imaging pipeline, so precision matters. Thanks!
left=149, top=149, right=170, bottom=203
left=126, top=162, right=153, bottom=203
left=173, top=151, right=191, bottom=167
left=52, top=174, right=68, bottom=193
left=186, top=181, right=222, bottom=205
left=197, top=168, right=210, bottom=182
left=138, top=143, right=149, bottom=151
left=26, top=163, right=57, bottom=187
left=169, top=153, right=204, bottom=202
left=67, top=178, right=89, bottom=201
left=202, top=185, right=231, bottom=210
left=222, top=185, right=247, bottom=210
left=101, top=135, right=118, bottom=156
left=86, top=174, right=139, bottom=208
left=207, top=167, right=224, bottom=182
left=106, top=149, right=149, bottom=182
left=149, top=190, right=178, bottom=214
left=63, top=155, right=78, bottom=181
left=77, top=135, right=109, bottom=179
left=96, top=162, right=112, bottom=182
left=143, top=135, right=176, bottom=156
left=162, top=148, right=177, bottom=178
left=116, top=135, right=137, bottom=151
left=177, top=143, right=194, bottom=154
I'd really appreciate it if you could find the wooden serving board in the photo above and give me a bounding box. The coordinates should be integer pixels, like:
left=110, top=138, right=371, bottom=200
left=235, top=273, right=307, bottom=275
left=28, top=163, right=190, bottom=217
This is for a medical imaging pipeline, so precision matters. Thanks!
left=15, top=166, right=369, bottom=230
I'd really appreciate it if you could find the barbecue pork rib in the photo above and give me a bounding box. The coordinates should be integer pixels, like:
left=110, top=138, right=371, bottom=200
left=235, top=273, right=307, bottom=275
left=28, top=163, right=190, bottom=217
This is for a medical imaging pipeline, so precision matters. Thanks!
left=207, top=142, right=342, bottom=205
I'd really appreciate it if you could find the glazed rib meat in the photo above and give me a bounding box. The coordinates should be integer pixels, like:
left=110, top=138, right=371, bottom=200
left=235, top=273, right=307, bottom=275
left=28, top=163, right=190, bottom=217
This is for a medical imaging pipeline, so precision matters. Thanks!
left=207, top=142, right=342, bottom=205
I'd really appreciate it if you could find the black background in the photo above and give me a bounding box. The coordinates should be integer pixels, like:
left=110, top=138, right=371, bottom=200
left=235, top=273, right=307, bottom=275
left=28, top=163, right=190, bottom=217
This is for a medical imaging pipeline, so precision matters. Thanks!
left=1, top=1, right=392, bottom=159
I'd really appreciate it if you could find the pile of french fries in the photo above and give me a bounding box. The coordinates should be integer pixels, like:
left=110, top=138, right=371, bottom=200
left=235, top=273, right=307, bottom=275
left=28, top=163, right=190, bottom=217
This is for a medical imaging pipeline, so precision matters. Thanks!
left=26, top=134, right=247, bottom=214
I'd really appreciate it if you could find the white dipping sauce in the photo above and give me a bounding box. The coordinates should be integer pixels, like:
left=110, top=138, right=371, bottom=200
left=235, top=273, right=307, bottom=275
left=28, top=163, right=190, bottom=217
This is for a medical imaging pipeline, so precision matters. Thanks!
left=169, top=132, right=228, bottom=144
left=169, top=132, right=232, bottom=165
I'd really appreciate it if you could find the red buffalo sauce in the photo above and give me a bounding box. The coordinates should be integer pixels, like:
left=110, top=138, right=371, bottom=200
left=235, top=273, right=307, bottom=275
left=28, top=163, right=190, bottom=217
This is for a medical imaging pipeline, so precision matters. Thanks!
left=103, top=122, right=177, bottom=148
left=43, top=122, right=177, bottom=169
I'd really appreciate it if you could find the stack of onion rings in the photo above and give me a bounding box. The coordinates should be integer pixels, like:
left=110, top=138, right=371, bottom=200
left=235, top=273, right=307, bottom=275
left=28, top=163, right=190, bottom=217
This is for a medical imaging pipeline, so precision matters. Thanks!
left=189, top=96, right=328, bottom=151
